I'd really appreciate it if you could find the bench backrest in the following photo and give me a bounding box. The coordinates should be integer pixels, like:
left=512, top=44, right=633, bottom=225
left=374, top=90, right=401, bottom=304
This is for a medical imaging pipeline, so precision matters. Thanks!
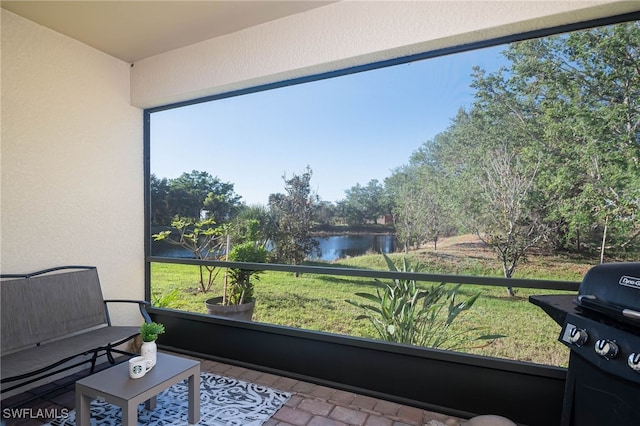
left=1, top=268, right=107, bottom=354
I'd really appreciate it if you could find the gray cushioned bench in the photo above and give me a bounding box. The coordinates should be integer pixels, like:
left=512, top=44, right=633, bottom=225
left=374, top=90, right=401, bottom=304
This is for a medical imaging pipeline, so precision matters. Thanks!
left=1, top=266, right=151, bottom=395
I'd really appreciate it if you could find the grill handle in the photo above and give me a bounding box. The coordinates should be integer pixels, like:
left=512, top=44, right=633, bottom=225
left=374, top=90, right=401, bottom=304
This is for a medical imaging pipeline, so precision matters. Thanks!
left=623, top=309, right=640, bottom=320
left=578, top=295, right=640, bottom=325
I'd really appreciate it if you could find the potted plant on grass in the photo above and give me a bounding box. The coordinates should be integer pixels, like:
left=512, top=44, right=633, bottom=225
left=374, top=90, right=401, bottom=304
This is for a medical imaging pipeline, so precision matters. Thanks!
left=139, top=321, right=165, bottom=368
left=205, top=241, right=268, bottom=321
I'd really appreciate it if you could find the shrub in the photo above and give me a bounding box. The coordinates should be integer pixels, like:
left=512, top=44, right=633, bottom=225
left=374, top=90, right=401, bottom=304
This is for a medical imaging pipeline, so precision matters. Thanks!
left=225, top=242, right=268, bottom=305
left=346, top=254, right=504, bottom=350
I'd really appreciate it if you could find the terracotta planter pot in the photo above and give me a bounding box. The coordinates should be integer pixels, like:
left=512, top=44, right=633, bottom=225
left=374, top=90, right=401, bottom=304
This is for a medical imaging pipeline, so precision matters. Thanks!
left=205, top=296, right=255, bottom=321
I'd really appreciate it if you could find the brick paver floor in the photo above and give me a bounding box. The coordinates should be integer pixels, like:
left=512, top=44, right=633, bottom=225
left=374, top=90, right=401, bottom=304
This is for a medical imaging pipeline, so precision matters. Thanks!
left=1, top=352, right=464, bottom=426
left=200, top=358, right=463, bottom=426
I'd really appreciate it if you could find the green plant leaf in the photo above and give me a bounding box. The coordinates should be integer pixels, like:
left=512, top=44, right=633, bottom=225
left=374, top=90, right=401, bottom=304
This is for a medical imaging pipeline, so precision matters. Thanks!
left=477, top=334, right=508, bottom=340
left=354, top=293, right=383, bottom=302
left=346, top=254, right=504, bottom=350
left=382, top=253, right=398, bottom=272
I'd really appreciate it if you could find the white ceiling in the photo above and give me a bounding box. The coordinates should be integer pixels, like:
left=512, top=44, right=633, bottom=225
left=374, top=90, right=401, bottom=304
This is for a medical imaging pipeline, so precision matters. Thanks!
left=1, top=1, right=335, bottom=63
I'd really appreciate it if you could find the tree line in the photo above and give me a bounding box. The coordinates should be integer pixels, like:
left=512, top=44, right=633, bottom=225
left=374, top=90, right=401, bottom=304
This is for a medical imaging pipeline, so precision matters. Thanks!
left=150, top=167, right=320, bottom=267
left=150, top=21, right=639, bottom=281
left=387, top=22, right=639, bottom=267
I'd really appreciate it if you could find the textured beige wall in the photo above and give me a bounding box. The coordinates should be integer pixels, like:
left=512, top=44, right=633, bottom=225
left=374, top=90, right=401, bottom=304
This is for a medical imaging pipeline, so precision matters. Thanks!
left=1, top=1, right=637, bottom=326
left=1, top=10, right=144, bottom=324
left=131, top=0, right=638, bottom=108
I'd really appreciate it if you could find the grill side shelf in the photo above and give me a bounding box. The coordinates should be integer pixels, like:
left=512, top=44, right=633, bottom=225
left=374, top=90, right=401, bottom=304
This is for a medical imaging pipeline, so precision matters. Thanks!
left=529, top=294, right=579, bottom=327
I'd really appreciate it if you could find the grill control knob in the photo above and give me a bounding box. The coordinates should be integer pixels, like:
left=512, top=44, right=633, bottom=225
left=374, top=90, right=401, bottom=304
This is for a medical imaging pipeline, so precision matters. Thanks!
left=595, top=339, right=619, bottom=359
left=569, top=328, right=589, bottom=346
left=628, top=353, right=640, bottom=372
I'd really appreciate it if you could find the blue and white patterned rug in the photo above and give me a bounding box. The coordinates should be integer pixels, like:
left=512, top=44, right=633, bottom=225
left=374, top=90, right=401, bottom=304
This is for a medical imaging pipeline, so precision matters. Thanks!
left=46, top=372, right=290, bottom=426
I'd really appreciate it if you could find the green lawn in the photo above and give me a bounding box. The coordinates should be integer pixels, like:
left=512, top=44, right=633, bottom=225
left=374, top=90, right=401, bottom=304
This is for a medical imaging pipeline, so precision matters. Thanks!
left=150, top=240, right=592, bottom=367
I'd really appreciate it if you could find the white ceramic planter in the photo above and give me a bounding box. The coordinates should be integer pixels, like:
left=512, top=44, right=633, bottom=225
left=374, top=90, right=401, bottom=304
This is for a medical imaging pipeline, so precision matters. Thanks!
left=140, top=340, right=157, bottom=369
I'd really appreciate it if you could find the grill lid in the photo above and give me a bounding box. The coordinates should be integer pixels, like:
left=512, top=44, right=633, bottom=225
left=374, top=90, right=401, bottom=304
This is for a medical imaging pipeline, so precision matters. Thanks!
left=577, top=262, right=640, bottom=325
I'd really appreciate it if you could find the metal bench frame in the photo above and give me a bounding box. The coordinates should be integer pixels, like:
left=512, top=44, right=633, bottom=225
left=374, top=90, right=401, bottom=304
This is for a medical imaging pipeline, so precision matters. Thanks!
left=1, top=266, right=151, bottom=394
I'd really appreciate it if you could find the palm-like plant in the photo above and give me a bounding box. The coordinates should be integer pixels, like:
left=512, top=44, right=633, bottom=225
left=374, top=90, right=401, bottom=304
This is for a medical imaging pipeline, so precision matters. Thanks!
left=346, top=254, right=504, bottom=350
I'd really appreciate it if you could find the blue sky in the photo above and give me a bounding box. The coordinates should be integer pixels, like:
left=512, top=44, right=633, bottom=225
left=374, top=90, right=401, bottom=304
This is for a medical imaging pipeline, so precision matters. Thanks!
left=151, top=44, right=507, bottom=205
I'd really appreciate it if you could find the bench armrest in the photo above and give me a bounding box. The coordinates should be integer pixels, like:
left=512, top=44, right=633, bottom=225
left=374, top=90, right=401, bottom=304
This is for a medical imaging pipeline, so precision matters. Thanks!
left=103, top=299, right=152, bottom=325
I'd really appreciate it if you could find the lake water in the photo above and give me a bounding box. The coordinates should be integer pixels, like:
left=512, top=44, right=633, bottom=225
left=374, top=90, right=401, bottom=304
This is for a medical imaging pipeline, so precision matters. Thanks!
left=151, top=234, right=396, bottom=262
left=309, top=234, right=396, bottom=262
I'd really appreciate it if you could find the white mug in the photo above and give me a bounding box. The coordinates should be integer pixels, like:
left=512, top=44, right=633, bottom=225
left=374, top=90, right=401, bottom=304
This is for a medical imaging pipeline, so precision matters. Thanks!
left=128, top=356, right=149, bottom=379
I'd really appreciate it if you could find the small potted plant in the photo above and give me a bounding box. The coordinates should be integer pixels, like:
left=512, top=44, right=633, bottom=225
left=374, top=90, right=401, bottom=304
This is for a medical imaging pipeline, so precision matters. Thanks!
left=139, top=321, right=165, bottom=368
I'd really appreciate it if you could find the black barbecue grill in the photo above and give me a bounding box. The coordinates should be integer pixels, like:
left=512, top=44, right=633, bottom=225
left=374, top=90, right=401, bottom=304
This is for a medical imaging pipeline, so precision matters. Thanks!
left=530, top=262, right=640, bottom=426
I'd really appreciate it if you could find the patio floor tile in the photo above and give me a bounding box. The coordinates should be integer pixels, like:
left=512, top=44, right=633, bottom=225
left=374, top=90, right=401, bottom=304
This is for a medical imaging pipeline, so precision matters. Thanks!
left=273, top=376, right=300, bottom=392
left=254, top=372, right=282, bottom=386
left=0, top=351, right=465, bottom=426
left=309, top=385, right=336, bottom=400
left=329, top=389, right=356, bottom=405
left=329, top=405, right=368, bottom=425
left=396, top=405, right=424, bottom=424
left=272, top=405, right=314, bottom=425
left=307, top=415, right=348, bottom=426
left=298, top=398, right=334, bottom=416
left=374, top=399, right=402, bottom=415
left=292, top=380, right=318, bottom=394
left=364, top=415, right=394, bottom=426
left=351, top=394, right=379, bottom=410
